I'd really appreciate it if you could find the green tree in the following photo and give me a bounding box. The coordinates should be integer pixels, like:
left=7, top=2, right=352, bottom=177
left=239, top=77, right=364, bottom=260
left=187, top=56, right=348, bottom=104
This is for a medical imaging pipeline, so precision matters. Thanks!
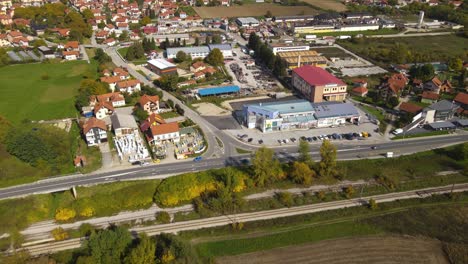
left=205, top=48, right=224, bottom=66
left=0, top=115, right=12, bottom=143
left=368, top=198, right=378, bottom=210
left=211, top=34, right=222, bottom=44
left=298, top=139, right=312, bottom=166
left=82, top=9, right=94, bottom=20
left=248, top=32, right=260, bottom=51
left=290, top=161, right=314, bottom=185
left=119, top=30, right=129, bottom=42
left=343, top=185, right=355, bottom=199
left=319, top=140, right=337, bottom=178
left=156, top=211, right=171, bottom=224
left=448, top=58, right=463, bottom=72
left=124, top=234, right=156, bottom=264
left=251, top=147, right=282, bottom=187
left=388, top=96, right=399, bottom=108
left=133, top=108, right=149, bottom=122
left=276, top=192, right=293, bottom=207
left=175, top=50, right=187, bottom=62
left=86, top=226, right=132, bottom=264
left=273, top=55, right=286, bottom=77
left=194, top=37, right=200, bottom=46
left=94, top=48, right=111, bottom=63
left=140, top=16, right=151, bottom=26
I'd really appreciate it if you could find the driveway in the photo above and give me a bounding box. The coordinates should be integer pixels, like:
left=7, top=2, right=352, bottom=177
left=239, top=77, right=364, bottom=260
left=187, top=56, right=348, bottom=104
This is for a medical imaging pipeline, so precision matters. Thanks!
left=99, top=142, right=114, bottom=169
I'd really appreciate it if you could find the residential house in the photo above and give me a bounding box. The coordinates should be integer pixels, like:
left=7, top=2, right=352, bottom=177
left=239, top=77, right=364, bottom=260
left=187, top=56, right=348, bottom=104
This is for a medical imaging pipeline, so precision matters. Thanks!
left=351, top=86, right=368, bottom=97
left=62, top=51, right=80, bottom=60
left=116, top=79, right=141, bottom=93
left=399, top=102, right=423, bottom=115
left=421, top=91, right=439, bottom=104
left=0, top=34, right=11, bottom=47
left=90, top=92, right=125, bottom=108
left=138, top=94, right=160, bottom=114
left=423, top=100, right=458, bottom=122
left=100, top=76, right=122, bottom=92
left=378, top=73, right=409, bottom=100
left=424, top=77, right=452, bottom=94
left=140, top=113, right=180, bottom=145
left=82, top=117, right=108, bottom=146
left=64, top=41, right=79, bottom=51
left=190, top=61, right=206, bottom=72
left=113, top=67, right=130, bottom=79
left=103, top=38, right=116, bottom=46
left=38, top=46, right=55, bottom=59
left=454, top=92, right=468, bottom=116
left=94, top=101, right=114, bottom=119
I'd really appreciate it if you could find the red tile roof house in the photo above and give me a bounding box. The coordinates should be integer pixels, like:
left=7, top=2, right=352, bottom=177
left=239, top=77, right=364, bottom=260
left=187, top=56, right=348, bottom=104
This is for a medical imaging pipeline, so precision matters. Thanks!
left=454, top=92, right=468, bottom=116
left=138, top=94, right=160, bottom=115
left=351, top=86, right=368, bottom=97
left=292, top=65, right=347, bottom=103
left=421, top=91, right=439, bottom=104
left=90, top=92, right=126, bottom=108
left=424, top=77, right=453, bottom=94
left=82, top=117, right=108, bottom=146
left=93, top=101, right=115, bottom=119
left=399, top=102, right=423, bottom=115
left=62, top=50, right=80, bottom=60
left=116, top=79, right=141, bottom=94
left=378, top=73, right=409, bottom=100
left=140, top=114, right=180, bottom=145
left=113, top=67, right=130, bottom=80
left=100, top=76, right=122, bottom=92
left=64, top=41, right=80, bottom=51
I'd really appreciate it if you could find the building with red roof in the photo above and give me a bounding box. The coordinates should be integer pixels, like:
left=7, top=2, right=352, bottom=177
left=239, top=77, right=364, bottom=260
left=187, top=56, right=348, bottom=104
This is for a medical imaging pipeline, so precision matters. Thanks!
left=292, top=65, right=347, bottom=102
left=82, top=117, right=108, bottom=146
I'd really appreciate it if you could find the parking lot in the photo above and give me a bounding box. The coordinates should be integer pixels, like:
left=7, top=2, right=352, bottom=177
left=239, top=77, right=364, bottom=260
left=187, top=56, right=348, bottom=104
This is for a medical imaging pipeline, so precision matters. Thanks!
left=224, top=103, right=383, bottom=147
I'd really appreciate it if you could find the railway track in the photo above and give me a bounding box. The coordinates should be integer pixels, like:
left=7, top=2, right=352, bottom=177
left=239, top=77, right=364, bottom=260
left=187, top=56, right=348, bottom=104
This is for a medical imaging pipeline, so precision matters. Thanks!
left=19, top=183, right=468, bottom=256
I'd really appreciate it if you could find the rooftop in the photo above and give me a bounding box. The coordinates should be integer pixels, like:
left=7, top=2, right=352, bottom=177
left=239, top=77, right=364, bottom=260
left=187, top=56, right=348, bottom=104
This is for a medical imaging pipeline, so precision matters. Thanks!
left=147, top=58, right=176, bottom=69
left=166, top=46, right=210, bottom=57
left=208, top=43, right=232, bottom=51
left=198, top=85, right=240, bottom=96
left=236, top=17, right=259, bottom=24
left=313, top=102, right=359, bottom=119
left=293, top=65, right=346, bottom=86
left=426, top=100, right=457, bottom=112
left=428, top=121, right=456, bottom=129
left=246, top=99, right=315, bottom=115
left=110, top=113, right=138, bottom=129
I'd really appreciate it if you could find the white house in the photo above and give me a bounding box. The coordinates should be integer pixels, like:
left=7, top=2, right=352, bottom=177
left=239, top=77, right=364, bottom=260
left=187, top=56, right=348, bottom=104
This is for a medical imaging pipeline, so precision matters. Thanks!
left=82, top=117, right=108, bottom=146
left=116, top=79, right=141, bottom=94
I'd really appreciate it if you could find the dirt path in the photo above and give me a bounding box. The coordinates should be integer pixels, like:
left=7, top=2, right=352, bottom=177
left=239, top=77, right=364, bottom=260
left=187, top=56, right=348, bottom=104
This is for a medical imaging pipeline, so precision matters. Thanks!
left=217, top=236, right=449, bottom=264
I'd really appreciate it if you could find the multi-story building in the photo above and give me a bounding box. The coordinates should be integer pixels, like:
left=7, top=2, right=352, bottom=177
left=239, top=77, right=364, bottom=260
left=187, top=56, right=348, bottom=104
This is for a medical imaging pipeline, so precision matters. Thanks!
left=138, top=94, right=160, bottom=115
left=292, top=65, right=347, bottom=103
left=277, top=50, right=328, bottom=69
left=82, top=117, right=108, bottom=146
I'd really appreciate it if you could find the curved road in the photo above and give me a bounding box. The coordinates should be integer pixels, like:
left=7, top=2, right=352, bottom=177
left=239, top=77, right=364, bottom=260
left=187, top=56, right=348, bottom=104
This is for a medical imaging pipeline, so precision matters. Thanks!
left=0, top=134, right=466, bottom=200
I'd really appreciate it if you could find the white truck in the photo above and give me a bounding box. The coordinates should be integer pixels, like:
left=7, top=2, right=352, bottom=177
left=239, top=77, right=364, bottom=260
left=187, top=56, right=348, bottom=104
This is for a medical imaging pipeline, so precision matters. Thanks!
left=386, top=152, right=394, bottom=158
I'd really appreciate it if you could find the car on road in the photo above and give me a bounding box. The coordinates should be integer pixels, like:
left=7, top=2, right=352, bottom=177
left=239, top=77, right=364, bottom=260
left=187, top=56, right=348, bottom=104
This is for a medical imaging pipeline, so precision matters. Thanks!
left=371, top=146, right=377, bottom=150
left=193, top=156, right=202, bottom=162
left=290, top=137, right=296, bottom=143
left=258, top=139, right=263, bottom=144
left=248, top=138, right=253, bottom=142
left=278, top=139, right=282, bottom=144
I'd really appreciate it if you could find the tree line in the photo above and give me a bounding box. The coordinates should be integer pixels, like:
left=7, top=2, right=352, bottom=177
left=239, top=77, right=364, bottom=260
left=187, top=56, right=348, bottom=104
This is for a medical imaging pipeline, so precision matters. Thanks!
left=248, top=32, right=287, bottom=78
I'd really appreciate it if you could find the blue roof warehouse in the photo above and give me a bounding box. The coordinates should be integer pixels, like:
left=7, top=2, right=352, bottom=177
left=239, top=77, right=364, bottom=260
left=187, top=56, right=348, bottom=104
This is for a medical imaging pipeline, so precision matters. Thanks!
left=243, top=99, right=360, bottom=132
left=198, top=85, right=240, bottom=97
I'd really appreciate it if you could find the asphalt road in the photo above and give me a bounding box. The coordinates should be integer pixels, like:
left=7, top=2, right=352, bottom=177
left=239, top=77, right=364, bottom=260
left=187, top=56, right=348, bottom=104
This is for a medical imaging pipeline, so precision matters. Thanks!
left=1, top=134, right=466, bottom=200
left=21, top=183, right=468, bottom=256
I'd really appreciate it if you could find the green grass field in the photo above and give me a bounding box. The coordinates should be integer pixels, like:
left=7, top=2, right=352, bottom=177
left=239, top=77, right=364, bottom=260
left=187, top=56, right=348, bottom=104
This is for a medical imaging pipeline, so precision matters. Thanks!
left=0, top=61, right=96, bottom=123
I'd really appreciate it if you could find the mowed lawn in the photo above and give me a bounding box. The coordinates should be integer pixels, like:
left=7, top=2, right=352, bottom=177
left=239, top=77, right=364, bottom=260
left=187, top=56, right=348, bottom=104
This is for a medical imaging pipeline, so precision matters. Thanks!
left=194, top=4, right=319, bottom=18
left=0, top=61, right=95, bottom=123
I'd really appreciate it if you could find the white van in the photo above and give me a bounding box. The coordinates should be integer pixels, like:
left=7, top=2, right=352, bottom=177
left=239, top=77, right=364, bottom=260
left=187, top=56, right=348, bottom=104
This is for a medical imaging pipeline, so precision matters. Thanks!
left=392, top=128, right=403, bottom=135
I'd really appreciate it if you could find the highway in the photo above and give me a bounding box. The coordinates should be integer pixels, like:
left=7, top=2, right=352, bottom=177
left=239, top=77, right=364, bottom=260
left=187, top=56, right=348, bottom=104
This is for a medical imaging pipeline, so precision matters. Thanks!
left=21, top=183, right=468, bottom=256
left=0, top=134, right=466, bottom=200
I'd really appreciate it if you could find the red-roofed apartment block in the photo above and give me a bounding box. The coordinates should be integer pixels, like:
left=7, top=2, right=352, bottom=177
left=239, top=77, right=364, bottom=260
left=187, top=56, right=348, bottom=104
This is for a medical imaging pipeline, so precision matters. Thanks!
left=292, top=65, right=347, bottom=103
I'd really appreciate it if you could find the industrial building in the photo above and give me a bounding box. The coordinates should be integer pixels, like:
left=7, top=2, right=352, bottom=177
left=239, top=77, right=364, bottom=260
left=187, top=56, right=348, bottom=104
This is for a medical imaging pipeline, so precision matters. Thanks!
left=207, top=44, right=233, bottom=59
left=197, top=85, right=240, bottom=97
left=292, top=65, right=347, bottom=103
left=243, top=100, right=360, bottom=132
left=276, top=50, right=328, bottom=69
left=293, top=24, right=380, bottom=35
left=235, top=17, right=260, bottom=27
left=268, top=42, right=310, bottom=55
left=147, top=59, right=177, bottom=76
left=166, top=46, right=210, bottom=59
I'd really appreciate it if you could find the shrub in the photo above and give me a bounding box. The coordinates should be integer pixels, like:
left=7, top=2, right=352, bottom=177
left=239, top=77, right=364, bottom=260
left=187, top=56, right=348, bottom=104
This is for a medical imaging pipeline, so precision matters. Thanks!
left=51, top=227, right=69, bottom=241
left=79, top=206, right=95, bottom=217
left=316, top=190, right=326, bottom=201
left=343, top=186, right=355, bottom=199
left=55, top=208, right=76, bottom=222
left=368, top=198, right=378, bottom=210
left=156, top=211, right=171, bottom=224
left=276, top=192, right=293, bottom=207
left=41, top=73, right=49, bottom=80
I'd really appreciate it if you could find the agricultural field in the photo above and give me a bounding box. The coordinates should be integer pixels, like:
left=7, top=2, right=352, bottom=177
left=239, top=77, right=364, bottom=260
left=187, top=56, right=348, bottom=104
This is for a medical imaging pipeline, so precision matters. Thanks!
left=0, top=61, right=96, bottom=124
left=218, top=236, right=448, bottom=264
left=194, top=4, right=318, bottom=18
left=302, top=0, right=347, bottom=12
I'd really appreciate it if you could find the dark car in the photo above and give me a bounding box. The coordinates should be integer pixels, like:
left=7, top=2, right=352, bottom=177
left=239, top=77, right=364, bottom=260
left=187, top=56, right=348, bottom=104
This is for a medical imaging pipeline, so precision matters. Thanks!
left=258, top=139, right=263, bottom=144
left=248, top=138, right=253, bottom=142
left=312, top=136, right=318, bottom=141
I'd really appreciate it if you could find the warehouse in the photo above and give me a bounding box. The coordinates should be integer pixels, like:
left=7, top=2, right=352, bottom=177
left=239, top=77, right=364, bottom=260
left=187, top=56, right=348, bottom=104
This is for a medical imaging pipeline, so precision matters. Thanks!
left=208, top=43, right=233, bottom=59
left=198, top=85, right=240, bottom=97
left=236, top=17, right=260, bottom=27
left=147, top=59, right=177, bottom=76
left=276, top=50, right=328, bottom=69
left=243, top=99, right=360, bottom=132
left=268, top=42, right=310, bottom=55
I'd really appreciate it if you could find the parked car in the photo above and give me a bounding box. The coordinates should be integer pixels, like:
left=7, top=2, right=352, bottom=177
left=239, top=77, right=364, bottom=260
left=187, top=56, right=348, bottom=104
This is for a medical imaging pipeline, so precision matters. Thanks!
left=248, top=138, right=253, bottom=142
left=193, top=156, right=203, bottom=162
left=258, top=139, right=263, bottom=144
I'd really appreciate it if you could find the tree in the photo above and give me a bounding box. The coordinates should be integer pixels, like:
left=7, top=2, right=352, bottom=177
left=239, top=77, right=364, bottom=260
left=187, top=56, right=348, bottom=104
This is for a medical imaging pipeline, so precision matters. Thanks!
left=0, top=115, right=12, bottom=143
left=319, top=140, right=337, bottom=178
left=211, top=34, right=222, bottom=44
left=388, top=96, right=399, bottom=108
left=343, top=185, right=355, bottom=199
left=133, top=108, right=148, bottom=122
left=248, top=32, right=260, bottom=52
left=194, top=37, right=200, bottom=46
left=51, top=227, right=69, bottom=241
left=124, top=234, right=156, bottom=264
left=205, top=48, right=224, bottom=66
left=273, top=55, right=286, bottom=77
left=55, top=208, right=76, bottom=221
left=118, top=30, right=129, bottom=42
left=140, top=16, right=151, bottom=26
left=276, top=192, right=293, bottom=207
left=298, top=139, right=312, bottom=166
left=205, top=36, right=211, bottom=45
left=368, top=198, right=378, bottom=210
left=290, top=162, right=314, bottom=185
left=156, top=211, right=171, bottom=224
left=175, top=50, right=187, bottom=62
left=94, top=48, right=111, bottom=63
left=82, top=9, right=94, bottom=20
left=86, top=226, right=132, bottom=264
left=448, top=57, right=463, bottom=72
left=251, top=147, right=283, bottom=187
